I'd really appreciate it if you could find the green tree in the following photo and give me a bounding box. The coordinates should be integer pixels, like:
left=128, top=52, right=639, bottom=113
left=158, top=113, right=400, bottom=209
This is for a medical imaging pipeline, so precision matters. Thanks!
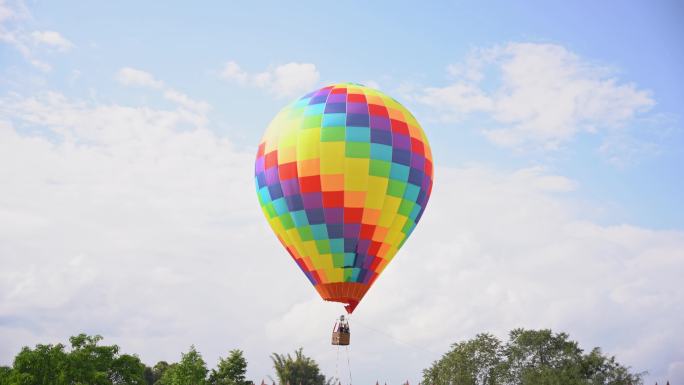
left=65, top=333, right=145, bottom=385
left=422, top=329, right=644, bottom=385
left=270, top=348, right=327, bottom=385
left=208, top=350, right=251, bottom=385
left=11, top=343, right=69, bottom=385
left=145, top=361, right=170, bottom=385
left=158, top=346, right=208, bottom=385
left=0, top=366, right=15, bottom=385
left=423, top=333, right=503, bottom=385
left=4, top=334, right=145, bottom=385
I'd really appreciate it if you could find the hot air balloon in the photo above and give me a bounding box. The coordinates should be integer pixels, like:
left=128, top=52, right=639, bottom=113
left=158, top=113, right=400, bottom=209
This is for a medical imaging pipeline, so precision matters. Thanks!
left=254, top=83, right=433, bottom=319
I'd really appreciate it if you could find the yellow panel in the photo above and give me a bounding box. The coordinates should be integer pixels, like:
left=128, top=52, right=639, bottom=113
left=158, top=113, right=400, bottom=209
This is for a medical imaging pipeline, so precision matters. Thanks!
left=326, top=268, right=343, bottom=282
left=378, top=196, right=401, bottom=227
left=344, top=158, right=369, bottom=191
left=320, top=142, right=345, bottom=174
left=365, top=176, right=388, bottom=209
left=296, top=128, right=320, bottom=160
left=278, top=145, right=296, bottom=164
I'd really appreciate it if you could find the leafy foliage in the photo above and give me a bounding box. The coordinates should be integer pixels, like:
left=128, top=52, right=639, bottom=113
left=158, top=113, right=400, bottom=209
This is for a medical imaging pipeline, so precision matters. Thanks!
left=209, top=350, right=252, bottom=385
left=1, top=334, right=145, bottom=385
left=423, top=329, right=644, bottom=385
left=157, top=346, right=208, bottom=385
left=270, top=348, right=327, bottom=385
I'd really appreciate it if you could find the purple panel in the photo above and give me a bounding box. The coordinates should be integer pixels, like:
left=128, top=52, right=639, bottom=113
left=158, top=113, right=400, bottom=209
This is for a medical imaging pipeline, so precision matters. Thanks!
left=353, top=254, right=368, bottom=269
left=392, top=149, right=411, bottom=166
left=392, top=133, right=411, bottom=150
left=306, top=208, right=325, bottom=224
left=343, top=223, right=360, bottom=238
left=280, top=178, right=300, bottom=196
left=344, top=238, right=358, bottom=253
left=346, top=114, right=369, bottom=127
left=410, top=154, right=425, bottom=169
left=302, top=192, right=322, bottom=209
left=370, top=116, right=391, bottom=131
left=408, top=168, right=424, bottom=186
left=327, top=94, right=346, bottom=103
left=255, top=157, right=265, bottom=173
left=324, top=103, right=346, bottom=113
left=265, top=167, right=280, bottom=185
left=327, top=224, right=344, bottom=238
left=309, top=95, right=328, bottom=105
left=285, top=194, right=304, bottom=211
left=370, top=129, right=392, bottom=145
left=346, top=102, right=368, bottom=114
left=255, top=172, right=267, bottom=189
left=356, top=239, right=371, bottom=254
left=268, top=184, right=284, bottom=200
left=324, top=208, right=344, bottom=224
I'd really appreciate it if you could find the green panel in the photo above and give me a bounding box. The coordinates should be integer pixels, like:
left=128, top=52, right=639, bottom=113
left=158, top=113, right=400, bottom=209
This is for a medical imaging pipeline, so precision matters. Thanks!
left=345, top=142, right=371, bottom=158
left=302, top=115, right=322, bottom=129
left=279, top=213, right=295, bottom=230
left=387, top=179, right=407, bottom=198
left=321, top=126, right=346, bottom=142
left=297, top=225, right=313, bottom=241
left=369, top=159, right=391, bottom=177
left=315, top=239, right=331, bottom=254
left=264, top=203, right=277, bottom=218
left=332, top=253, right=345, bottom=268
left=398, top=199, right=415, bottom=216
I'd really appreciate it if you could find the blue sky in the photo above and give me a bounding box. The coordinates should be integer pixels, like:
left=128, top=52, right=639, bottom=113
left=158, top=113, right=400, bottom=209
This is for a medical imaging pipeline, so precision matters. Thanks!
left=1, top=0, right=683, bottom=384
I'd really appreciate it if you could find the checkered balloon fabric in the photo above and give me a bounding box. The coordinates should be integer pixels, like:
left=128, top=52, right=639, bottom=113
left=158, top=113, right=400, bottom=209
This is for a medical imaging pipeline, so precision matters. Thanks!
left=255, top=83, right=433, bottom=313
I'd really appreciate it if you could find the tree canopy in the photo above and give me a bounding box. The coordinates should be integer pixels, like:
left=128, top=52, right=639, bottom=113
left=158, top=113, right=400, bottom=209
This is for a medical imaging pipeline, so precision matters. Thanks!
left=0, top=333, right=146, bottom=385
left=422, top=329, right=644, bottom=385
left=270, top=348, right=329, bottom=385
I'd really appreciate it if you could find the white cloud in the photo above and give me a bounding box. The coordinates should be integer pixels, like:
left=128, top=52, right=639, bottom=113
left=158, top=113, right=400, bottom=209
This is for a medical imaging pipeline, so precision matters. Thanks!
left=1, top=88, right=682, bottom=385
left=418, top=43, right=655, bottom=150
left=31, top=30, right=73, bottom=51
left=116, top=67, right=211, bottom=119
left=220, top=61, right=320, bottom=98
left=116, top=67, right=164, bottom=89
left=0, top=1, right=70, bottom=71
left=220, top=61, right=248, bottom=84
left=163, top=89, right=211, bottom=115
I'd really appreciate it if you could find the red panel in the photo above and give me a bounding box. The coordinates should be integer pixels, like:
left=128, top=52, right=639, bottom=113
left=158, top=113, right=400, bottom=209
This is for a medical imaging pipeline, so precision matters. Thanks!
left=367, top=241, right=382, bottom=256
left=344, top=207, right=363, bottom=223
left=411, top=138, right=425, bottom=156
left=322, top=191, right=344, bottom=208
left=299, top=175, right=321, bottom=193
left=347, top=93, right=366, bottom=103
left=369, top=256, right=382, bottom=271
left=360, top=224, right=375, bottom=240
left=368, top=104, right=389, bottom=117
left=256, top=142, right=265, bottom=157
left=390, top=119, right=409, bottom=134
left=264, top=150, right=278, bottom=169
left=278, top=162, right=298, bottom=180
left=331, top=87, right=347, bottom=94
left=424, top=159, right=433, bottom=176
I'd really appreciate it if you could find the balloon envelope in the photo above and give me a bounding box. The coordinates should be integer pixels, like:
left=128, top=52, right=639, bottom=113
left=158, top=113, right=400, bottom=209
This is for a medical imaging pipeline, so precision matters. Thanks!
left=255, top=83, right=433, bottom=313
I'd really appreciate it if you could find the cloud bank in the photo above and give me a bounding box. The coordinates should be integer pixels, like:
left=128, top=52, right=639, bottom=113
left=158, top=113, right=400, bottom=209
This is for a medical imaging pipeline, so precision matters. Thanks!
left=418, top=43, right=655, bottom=150
left=1, top=76, right=682, bottom=384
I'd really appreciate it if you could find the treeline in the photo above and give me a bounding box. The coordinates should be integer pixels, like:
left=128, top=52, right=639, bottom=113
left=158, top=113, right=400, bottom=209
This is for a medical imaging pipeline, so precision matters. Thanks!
left=422, top=329, right=645, bottom=385
left=0, top=329, right=646, bottom=385
left=0, top=334, right=328, bottom=385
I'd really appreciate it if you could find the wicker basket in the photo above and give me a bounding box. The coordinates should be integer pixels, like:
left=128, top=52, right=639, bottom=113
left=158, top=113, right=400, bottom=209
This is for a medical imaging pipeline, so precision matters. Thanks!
left=332, top=331, right=350, bottom=346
